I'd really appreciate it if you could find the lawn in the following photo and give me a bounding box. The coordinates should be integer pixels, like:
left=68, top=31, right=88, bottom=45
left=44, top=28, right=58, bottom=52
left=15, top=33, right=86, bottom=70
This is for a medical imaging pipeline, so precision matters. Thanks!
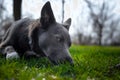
left=0, top=45, right=120, bottom=80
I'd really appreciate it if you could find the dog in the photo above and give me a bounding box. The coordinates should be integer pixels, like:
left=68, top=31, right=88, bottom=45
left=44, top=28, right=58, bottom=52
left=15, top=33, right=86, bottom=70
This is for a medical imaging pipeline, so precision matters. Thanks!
left=0, top=1, right=73, bottom=64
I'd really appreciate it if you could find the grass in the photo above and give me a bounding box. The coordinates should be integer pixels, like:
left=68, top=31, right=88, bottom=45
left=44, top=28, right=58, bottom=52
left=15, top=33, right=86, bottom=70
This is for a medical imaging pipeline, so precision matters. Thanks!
left=0, top=45, right=120, bottom=80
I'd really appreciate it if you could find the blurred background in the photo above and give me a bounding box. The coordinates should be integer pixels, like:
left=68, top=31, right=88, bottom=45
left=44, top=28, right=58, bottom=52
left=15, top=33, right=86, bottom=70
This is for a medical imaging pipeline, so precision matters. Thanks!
left=0, top=0, right=120, bottom=46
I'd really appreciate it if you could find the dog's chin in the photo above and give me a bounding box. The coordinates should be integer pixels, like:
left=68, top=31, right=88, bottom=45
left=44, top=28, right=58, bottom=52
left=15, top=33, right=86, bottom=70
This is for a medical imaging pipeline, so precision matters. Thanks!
left=48, top=57, right=73, bottom=65
left=50, top=60, right=73, bottom=66
left=47, top=57, right=58, bottom=65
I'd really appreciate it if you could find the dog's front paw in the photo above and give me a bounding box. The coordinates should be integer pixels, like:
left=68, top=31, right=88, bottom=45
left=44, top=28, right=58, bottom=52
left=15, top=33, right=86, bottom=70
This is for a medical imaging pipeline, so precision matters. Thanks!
left=5, top=46, right=20, bottom=60
left=6, top=51, right=20, bottom=60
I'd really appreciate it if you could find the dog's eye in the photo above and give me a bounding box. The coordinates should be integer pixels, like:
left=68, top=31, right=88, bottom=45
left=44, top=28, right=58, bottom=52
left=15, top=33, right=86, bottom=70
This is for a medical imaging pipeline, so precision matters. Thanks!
left=55, top=36, right=62, bottom=42
left=55, top=35, right=63, bottom=42
left=57, top=37, right=62, bottom=42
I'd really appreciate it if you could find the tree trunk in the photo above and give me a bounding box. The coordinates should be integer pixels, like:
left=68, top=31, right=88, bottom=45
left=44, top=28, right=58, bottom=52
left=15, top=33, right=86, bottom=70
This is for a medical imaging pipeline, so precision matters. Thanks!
left=98, top=23, right=103, bottom=45
left=13, top=0, right=22, bottom=21
left=62, top=0, right=65, bottom=23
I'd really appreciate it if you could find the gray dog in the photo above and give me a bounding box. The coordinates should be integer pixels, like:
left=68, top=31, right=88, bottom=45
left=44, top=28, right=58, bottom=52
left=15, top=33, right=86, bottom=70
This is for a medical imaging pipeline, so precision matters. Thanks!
left=0, top=1, right=73, bottom=64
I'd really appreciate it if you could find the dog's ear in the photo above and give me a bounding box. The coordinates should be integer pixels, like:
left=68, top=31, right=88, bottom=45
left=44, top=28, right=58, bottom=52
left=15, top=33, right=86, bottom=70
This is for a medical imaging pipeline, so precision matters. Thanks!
left=40, top=1, right=56, bottom=29
left=63, top=18, right=71, bottom=30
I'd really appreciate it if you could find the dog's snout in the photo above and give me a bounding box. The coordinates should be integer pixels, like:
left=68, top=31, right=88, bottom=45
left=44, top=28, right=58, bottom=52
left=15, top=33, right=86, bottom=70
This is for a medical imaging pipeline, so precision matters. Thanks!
left=66, top=57, right=74, bottom=64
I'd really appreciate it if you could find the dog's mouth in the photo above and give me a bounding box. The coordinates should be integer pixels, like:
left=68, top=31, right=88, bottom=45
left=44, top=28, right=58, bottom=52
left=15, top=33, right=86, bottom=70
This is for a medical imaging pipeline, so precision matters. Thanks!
left=48, top=56, right=74, bottom=65
left=42, top=50, right=74, bottom=65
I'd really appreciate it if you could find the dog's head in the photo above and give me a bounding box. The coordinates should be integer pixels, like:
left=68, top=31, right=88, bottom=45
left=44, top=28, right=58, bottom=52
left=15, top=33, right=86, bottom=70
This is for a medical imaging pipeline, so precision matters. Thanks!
left=29, top=1, right=73, bottom=64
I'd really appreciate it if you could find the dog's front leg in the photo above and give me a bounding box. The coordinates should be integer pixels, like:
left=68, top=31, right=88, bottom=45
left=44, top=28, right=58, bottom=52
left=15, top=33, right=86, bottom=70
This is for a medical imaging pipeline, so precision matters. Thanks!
left=24, top=51, right=40, bottom=59
left=4, top=46, right=20, bottom=59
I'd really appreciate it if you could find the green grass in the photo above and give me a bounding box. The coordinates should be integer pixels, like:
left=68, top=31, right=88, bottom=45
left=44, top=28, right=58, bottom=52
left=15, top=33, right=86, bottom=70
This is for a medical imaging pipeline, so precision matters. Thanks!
left=0, top=45, right=120, bottom=80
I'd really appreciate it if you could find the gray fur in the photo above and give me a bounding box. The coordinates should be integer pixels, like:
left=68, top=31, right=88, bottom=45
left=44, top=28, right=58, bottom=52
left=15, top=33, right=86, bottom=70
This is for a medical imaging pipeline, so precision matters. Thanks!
left=0, top=1, right=73, bottom=64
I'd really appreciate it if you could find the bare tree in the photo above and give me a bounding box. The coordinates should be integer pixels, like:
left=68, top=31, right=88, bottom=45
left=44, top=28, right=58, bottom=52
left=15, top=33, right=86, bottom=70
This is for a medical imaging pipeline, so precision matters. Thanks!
left=62, top=0, right=65, bottom=23
left=85, top=0, right=116, bottom=45
left=13, top=0, right=22, bottom=21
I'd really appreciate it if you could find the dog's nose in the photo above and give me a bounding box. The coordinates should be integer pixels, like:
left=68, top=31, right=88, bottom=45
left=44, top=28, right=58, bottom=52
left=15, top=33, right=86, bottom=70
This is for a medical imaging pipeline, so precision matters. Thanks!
left=66, top=57, right=74, bottom=65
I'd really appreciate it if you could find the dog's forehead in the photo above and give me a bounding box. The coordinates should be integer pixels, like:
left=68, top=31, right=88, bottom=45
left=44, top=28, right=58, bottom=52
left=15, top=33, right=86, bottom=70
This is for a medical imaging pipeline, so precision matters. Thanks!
left=49, top=23, right=68, bottom=34
left=46, top=23, right=71, bottom=42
